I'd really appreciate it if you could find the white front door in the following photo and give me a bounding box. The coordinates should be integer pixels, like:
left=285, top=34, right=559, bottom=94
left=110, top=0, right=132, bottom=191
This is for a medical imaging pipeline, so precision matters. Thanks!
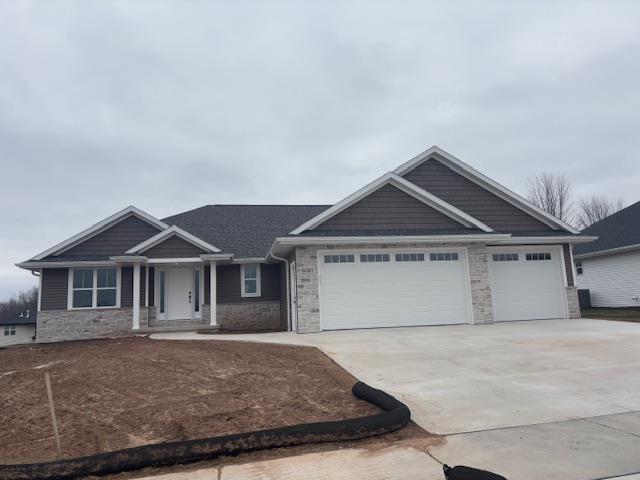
left=157, top=266, right=201, bottom=321
left=318, top=249, right=471, bottom=330
left=488, top=246, right=567, bottom=322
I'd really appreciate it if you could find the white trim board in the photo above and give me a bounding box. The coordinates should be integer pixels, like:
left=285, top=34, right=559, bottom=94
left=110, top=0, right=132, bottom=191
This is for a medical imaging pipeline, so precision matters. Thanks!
left=290, top=172, right=493, bottom=234
left=32, top=206, right=169, bottom=261
left=393, top=146, right=580, bottom=234
left=125, top=225, right=221, bottom=254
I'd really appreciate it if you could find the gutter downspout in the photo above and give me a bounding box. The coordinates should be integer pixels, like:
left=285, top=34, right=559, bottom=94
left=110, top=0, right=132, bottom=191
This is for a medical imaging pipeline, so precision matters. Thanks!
left=269, top=253, right=291, bottom=332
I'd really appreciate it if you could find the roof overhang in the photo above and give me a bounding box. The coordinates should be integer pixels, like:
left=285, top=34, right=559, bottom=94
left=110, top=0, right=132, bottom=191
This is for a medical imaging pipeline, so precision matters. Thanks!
left=574, top=242, right=639, bottom=260
left=290, top=172, right=493, bottom=234
left=125, top=225, right=221, bottom=254
left=16, top=260, right=118, bottom=270
left=31, top=206, right=169, bottom=261
left=488, top=235, right=598, bottom=245
left=394, top=147, right=581, bottom=234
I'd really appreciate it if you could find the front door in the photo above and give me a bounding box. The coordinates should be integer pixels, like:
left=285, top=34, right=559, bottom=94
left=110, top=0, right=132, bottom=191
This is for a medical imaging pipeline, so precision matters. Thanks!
left=167, top=267, right=193, bottom=320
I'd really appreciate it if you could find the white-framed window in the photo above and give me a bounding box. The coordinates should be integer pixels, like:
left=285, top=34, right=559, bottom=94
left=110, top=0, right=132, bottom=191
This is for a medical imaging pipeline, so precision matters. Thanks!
left=4, top=325, right=16, bottom=336
left=429, top=252, right=459, bottom=261
left=360, top=253, right=390, bottom=263
left=576, top=261, right=583, bottom=275
left=492, top=253, right=519, bottom=262
left=68, top=267, right=120, bottom=309
left=241, top=264, right=261, bottom=297
left=324, top=254, right=355, bottom=264
left=526, top=252, right=551, bottom=261
left=395, top=253, right=425, bottom=262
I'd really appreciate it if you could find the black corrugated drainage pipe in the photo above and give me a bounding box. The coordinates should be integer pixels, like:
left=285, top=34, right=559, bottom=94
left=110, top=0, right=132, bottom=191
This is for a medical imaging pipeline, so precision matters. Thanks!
left=0, top=382, right=410, bottom=480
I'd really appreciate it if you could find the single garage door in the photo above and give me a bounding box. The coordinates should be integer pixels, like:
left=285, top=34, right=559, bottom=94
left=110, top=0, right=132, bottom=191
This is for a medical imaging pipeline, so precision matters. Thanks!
left=319, top=249, right=471, bottom=330
left=488, top=246, right=567, bottom=322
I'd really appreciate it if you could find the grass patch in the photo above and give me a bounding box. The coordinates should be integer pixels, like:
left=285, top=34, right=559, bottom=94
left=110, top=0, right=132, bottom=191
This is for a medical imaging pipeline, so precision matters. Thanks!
left=581, top=307, right=640, bottom=322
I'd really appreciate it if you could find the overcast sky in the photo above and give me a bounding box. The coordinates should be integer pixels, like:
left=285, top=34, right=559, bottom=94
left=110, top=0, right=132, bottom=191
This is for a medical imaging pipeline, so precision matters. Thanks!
left=1, top=1, right=639, bottom=299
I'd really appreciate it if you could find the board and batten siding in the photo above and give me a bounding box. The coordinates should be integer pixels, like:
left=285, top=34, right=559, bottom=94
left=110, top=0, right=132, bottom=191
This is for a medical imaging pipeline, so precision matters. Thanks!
left=576, top=250, right=640, bottom=307
left=402, top=157, right=555, bottom=232
left=314, top=184, right=464, bottom=231
left=46, top=215, right=162, bottom=260
left=204, top=264, right=282, bottom=304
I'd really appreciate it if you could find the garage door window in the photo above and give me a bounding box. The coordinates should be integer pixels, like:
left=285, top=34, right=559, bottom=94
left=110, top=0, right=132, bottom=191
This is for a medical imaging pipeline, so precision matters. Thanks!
left=395, top=253, right=425, bottom=262
left=492, top=253, right=519, bottom=262
left=429, top=252, right=459, bottom=261
left=526, top=252, right=551, bottom=261
left=324, top=254, right=355, bottom=264
left=360, top=254, right=390, bottom=263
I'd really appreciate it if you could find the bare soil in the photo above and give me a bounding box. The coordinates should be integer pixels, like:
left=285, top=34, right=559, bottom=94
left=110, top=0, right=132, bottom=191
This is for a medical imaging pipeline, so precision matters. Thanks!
left=0, top=337, right=431, bottom=466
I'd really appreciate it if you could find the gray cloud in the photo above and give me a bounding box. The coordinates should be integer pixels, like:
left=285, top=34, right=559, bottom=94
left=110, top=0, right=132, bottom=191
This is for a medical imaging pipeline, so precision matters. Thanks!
left=1, top=0, right=640, bottom=298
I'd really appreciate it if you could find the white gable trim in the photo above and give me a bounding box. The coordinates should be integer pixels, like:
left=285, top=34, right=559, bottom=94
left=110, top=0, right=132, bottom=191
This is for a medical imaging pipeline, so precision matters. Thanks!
left=32, top=206, right=169, bottom=261
left=394, top=146, right=580, bottom=234
left=125, top=225, right=221, bottom=254
left=289, top=172, right=493, bottom=234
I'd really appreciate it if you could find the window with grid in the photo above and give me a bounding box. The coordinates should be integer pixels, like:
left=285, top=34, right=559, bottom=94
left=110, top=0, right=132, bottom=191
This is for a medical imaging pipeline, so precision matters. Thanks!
left=526, top=252, right=551, bottom=261
left=429, top=252, right=459, bottom=261
left=395, top=253, right=425, bottom=262
left=241, top=264, right=261, bottom=297
left=492, top=253, right=519, bottom=262
left=4, top=325, right=16, bottom=336
left=360, top=253, right=390, bottom=263
left=324, top=254, right=355, bottom=264
left=576, top=261, right=583, bottom=275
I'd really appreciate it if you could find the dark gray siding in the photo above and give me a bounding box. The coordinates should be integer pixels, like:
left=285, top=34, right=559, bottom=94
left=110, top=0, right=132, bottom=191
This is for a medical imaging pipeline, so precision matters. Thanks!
left=144, top=236, right=208, bottom=258
left=49, top=215, right=162, bottom=259
left=204, top=263, right=282, bottom=304
left=314, top=184, right=463, bottom=231
left=403, top=157, right=555, bottom=232
left=121, top=267, right=133, bottom=307
left=563, top=244, right=575, bottom=287
left=41, top=268, right=68, bottom=311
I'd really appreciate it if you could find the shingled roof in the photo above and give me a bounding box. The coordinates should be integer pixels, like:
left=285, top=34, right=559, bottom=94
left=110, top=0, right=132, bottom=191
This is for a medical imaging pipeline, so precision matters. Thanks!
left=574, top=201, right=640, bottom=257
left=163, top=205, right=330, bottom=258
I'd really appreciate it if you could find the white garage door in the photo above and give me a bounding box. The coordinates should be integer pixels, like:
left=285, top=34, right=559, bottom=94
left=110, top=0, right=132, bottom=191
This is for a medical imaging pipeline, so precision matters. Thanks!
left=488, top=246, right=567, bottom=322
left=319, top=249, right=471, bottom=330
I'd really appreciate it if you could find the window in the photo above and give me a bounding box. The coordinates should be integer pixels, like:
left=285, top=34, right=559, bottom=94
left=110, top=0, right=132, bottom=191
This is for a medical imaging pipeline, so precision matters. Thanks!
left=360, top=253, right=390, bottom=263
left=4, top=325, right=15, bottom=336
left=194, top=269, right=200, bottom=312
left=159, top=270, right=166, bottom=313
left=395, top=253, right=425, bottom=262
left=324, top=254, right=355, bottom=264
left=70, top=268, right=119, bottom=309
left=241, top=264, right=261, bottom=297
left=492, top=253, right=519, bottom=262
left=526, top=252, right=551, bottom=261
left=576, top=261, right=583, bottom=275
left=429, top=252, right=459, bottom=261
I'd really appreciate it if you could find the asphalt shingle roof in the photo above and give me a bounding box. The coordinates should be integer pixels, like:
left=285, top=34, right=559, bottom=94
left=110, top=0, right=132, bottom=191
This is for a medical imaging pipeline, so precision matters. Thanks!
left=574, top=201, right=640, bottom=256
left=163, top=205, right=330, bottom=258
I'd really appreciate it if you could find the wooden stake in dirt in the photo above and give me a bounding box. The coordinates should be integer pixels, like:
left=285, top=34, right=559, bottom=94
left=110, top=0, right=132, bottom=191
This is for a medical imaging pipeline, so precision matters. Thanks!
left=44, top=371, right=62, bottom=458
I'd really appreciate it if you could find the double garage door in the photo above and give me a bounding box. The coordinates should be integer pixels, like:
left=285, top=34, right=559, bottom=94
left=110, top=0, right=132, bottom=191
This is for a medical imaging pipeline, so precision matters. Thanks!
left=318, top=246, right=567, bottom=330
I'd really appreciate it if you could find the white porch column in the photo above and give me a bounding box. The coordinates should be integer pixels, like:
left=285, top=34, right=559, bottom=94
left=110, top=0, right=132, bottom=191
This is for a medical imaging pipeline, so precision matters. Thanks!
left=209, top=261, right=217, bottom=326
left=133, top=263, right=141, bottom=330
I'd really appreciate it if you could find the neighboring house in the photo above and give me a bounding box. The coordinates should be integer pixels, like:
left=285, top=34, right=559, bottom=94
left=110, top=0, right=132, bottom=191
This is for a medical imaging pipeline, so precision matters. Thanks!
left=0, top=310, right=36, bottom=347
left=17, top=147, right=594, bottom=343
left=574, top=201, right=640, bottom=307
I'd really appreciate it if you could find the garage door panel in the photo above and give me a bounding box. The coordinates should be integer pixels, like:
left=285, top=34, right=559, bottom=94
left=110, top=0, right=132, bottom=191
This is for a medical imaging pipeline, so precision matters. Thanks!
left=489, top=247, right=566, bottom=322
left=320, top=250, right=470, bottom=330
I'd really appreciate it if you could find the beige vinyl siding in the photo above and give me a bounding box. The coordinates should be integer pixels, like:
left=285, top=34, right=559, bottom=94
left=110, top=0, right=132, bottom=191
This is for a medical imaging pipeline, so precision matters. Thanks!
left=314, top=184, right=463, bottom=231
left=576, top=250, right=640, bottom=307
left=0, top=324, right=35, bottom=347
left=402, top=157, right=555, bottom=232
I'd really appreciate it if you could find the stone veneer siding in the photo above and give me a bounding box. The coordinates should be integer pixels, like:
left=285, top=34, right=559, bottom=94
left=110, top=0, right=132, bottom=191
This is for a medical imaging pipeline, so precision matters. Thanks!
left=293, top=242, right=495, bottom=333
left=216, top=300, right=281, bottom=331
left=37, top=307, right=148, bottom=343
left=566, top=286, right=581, bottom=319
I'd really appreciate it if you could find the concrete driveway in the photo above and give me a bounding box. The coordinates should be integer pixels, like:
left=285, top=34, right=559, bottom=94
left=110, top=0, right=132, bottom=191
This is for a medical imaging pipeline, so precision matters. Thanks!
left=154, top=319, right=640, bottom=479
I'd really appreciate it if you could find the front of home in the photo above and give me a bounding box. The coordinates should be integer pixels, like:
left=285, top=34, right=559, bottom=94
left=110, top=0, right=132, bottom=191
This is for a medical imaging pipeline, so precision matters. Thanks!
left=18, top=147, right=594, bottom=343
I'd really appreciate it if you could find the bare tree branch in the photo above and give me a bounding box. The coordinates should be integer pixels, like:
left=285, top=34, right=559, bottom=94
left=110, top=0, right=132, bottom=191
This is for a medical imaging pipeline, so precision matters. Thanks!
left=575, top=195, right=625, bottom=228
left=527, top=172, right=573, bottom=222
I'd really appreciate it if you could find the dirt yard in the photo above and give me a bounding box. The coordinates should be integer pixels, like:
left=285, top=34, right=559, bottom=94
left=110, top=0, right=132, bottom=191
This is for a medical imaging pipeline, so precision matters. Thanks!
left=0, top=337, right=428, bottom=465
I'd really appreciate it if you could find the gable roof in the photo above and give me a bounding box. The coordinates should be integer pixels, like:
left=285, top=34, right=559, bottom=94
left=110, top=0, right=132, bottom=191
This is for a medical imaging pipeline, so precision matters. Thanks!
left=394, top=147, right=580, bottom=234
left=31, top=206, right=169, bottom=261
left=574, top=201, right=640, bottom=258
left=289, top=172, right=493, bottom=234
left=125, top=225, right=221, bottom=254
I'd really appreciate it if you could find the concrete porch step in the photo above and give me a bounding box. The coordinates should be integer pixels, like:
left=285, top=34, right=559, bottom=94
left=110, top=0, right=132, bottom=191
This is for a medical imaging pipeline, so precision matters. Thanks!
left=139, top=325, right=219, bottom=334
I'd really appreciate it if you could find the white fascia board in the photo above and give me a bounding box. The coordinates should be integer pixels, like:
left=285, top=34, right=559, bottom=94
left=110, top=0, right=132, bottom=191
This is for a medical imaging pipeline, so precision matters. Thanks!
left=32, top=206, right=169, bottom=260
left=489, top=235, right=598, bottom=245
left=394, top=146, right=581, bottom=234
left=231, top=257, right=268, bottom=264
left=16, top=260, right=117, bottom=269
left=110, top=255, right=148, bottom=263
left=145, top=257, right=206, bottom=264
left=200, top=253, right=234, bottom=261
left=125, top=225, right=221, bottom=254
left=573, top=242, right=639, bottom=260
left=289, top=172, right=492, bottom=234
